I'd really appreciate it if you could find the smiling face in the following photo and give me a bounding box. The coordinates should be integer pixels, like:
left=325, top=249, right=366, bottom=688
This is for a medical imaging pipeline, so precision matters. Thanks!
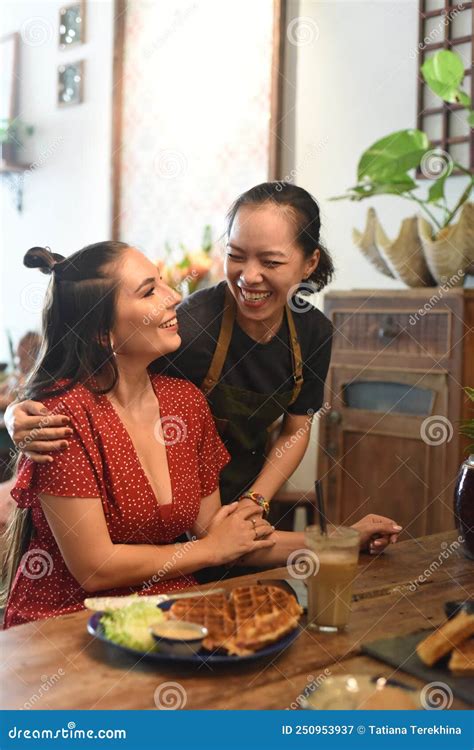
left=110, top=247, right=181, bottom=363
left=224, top=203, right=320, bottom=323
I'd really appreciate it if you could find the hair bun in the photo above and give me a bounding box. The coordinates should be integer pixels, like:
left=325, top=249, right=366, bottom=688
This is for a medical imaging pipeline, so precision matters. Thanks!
left=23, top=247, right=65, bottom=275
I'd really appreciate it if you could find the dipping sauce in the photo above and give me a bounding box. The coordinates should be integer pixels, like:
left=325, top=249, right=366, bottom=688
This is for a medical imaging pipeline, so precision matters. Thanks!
left=152, top=622, right=205, bottom=640
left=150, top=620, right=208, bottom=656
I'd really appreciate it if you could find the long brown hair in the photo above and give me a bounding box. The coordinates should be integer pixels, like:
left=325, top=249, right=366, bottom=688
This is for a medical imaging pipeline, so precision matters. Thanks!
left=1, top=241, right=128, bottom=607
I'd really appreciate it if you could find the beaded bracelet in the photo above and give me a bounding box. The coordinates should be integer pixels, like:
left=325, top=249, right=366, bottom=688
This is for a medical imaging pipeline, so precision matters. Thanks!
left=239, top=491, right=270, bottom=516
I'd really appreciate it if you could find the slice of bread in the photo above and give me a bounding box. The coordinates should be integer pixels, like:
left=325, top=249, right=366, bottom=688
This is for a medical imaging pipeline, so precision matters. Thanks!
left=448, top=638, right=474, bottom=676
left=416, top=611, right=474, bottom=667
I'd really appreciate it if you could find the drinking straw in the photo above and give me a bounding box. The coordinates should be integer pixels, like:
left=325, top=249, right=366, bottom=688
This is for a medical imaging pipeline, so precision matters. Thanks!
left=315, top=479, right=327, bottom=535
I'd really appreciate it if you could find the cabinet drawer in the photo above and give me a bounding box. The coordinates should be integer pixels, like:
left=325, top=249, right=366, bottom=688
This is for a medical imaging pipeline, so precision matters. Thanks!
left=331, top=308, right=451, bottom=357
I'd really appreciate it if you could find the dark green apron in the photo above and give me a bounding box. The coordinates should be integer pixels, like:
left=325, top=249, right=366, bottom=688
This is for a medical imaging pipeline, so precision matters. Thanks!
left=194, top=286, right=304, bottom=584
left=201, top=285, right=304, bottom=505
left=190, top=285, right=305, bottom=585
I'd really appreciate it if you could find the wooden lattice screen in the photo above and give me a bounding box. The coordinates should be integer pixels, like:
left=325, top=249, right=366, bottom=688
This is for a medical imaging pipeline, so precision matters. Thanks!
left=417, top=0, right=473, bottom=176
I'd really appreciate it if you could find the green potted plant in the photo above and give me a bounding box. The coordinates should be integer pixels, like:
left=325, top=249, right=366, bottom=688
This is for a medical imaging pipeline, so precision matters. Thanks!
left=333, top=50, right=474, bottom=287
left=0, top=118, right=34, bottom=167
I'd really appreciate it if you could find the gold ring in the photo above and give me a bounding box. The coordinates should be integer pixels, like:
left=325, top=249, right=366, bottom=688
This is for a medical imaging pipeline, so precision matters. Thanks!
left=251, top=518, right=257, bottom=528
left=254, top=528, right=259, bottom=540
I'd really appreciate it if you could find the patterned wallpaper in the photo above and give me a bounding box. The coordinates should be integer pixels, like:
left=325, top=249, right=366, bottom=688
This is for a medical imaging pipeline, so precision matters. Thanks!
left=119, top=0, right=274, bottom=263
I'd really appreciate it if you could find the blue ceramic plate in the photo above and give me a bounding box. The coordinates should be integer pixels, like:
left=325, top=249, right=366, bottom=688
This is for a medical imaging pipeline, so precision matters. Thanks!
left=87, top=598, right=301, bottom=666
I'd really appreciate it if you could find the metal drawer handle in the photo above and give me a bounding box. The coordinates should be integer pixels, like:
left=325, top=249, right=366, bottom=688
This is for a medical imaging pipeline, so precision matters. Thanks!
left=378, top=315, right=400, bottom=340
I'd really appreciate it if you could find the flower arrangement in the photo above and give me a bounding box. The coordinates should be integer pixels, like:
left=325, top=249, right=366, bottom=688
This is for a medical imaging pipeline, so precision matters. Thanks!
left=156, top=225, right=222, bottom=296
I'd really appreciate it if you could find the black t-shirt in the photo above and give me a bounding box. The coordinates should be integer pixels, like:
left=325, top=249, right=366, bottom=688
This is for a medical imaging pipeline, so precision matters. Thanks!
left=155, top=282, right=333, bottom=416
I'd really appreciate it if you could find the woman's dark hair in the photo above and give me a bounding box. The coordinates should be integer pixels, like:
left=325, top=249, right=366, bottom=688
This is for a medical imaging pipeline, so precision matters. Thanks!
left=21, top=241, right=129, bottom=401
left=226, top=181, right=334, bottom=292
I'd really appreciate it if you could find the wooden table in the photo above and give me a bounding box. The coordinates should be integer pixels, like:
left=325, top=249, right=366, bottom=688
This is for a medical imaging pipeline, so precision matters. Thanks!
left=1, top=531, right=472, bottom=710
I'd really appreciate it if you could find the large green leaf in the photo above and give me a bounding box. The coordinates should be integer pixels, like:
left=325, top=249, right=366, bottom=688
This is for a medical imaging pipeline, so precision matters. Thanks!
left=330, top=176, right=416, bottom=201
left=427, top=173, right=448, bottom=203
left=358, top=130, right=429, bottom=183
left=421, top=50, right=465, bottom=103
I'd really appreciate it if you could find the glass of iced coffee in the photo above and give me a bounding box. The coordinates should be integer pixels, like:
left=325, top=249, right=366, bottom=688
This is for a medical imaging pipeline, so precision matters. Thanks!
left=304, top=525, right=360, bottom=632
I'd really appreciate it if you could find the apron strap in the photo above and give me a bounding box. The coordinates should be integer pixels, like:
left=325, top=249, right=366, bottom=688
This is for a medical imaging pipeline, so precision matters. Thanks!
left=201, top=286, right=236, bottom=396
left=286, top=305, right=304, bottom=406
left=201, top=285, right=304, bottom=406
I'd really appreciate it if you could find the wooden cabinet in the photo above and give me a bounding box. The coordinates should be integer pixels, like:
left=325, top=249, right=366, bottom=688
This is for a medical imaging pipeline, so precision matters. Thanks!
left=318, top=289, right=474, bottom=537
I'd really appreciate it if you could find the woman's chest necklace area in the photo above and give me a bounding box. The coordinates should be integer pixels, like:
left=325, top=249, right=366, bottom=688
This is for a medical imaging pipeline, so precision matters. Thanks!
left=106, top=397, right=174, bottom=507
left=235, top=310, right=285, bottom=345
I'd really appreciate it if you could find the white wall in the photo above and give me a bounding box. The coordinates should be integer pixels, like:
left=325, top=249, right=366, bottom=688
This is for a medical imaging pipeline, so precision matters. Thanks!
left=282, top=0, right=469, bottom=491
left=0, top=0, right=114, bottom=362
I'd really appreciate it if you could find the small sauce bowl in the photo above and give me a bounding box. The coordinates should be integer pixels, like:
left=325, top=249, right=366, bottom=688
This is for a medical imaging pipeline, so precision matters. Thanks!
left=150, top=620, right=208, bottom=656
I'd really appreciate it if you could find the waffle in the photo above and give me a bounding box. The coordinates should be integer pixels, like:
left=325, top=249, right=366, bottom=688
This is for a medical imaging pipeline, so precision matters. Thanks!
left=167, top=592, right=235, bottom=652
left=167, top=585, right=302, bottom=656
left=229, top=585, right=302, bottom=655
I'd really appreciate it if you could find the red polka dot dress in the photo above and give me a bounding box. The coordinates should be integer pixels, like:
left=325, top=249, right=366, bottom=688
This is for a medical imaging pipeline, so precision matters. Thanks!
left=4, top=374, right=230, bottom=628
